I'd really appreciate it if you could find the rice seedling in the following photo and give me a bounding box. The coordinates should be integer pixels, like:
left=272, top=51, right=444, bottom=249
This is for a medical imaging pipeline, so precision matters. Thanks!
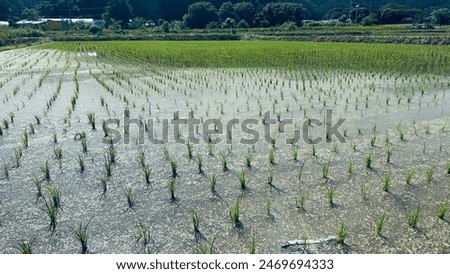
left=47, top=186, right=61, bottom=209
left=312, top=145, right=316, bottom=156
left=229, top=201, right=241, bottom=228
left=326, top=187, right=334, bottom=206
left=168, top=179, right=176, bottom=202
left=332, top=143, right=338, bottom=153
left=191, top=210, right=200, bottom=236
left=87, top=112, right=96, bottom=130
left=43, top=199, right=58, bottom=232
left=196, top=154, right=203, bottom=173
left=140, top=164, right=151, bottom=187
left=15, top=236, right=38, bottom=254
left=54, top=146, right=63, bottom=161
left=406, top=207, right=420, bottom=229
left=131, top=223, right=153, bottom=253
left=375, top=215, right=387, bottom=236
left=210, top=173, right=218, bottom=195
left=386, top=147, right=393, bottom=164
left=245, top=150, right=253, bottom=168
left=249, top=229, right=257, bottom=254
left=219, top=153, right=228, bottom=172
left=34, top=115, right=41, bottom=125
left=447, top=161, right=450, bottom=175
left=361, top=184, right=371, bottom=200
left=125, top=186, right=136, bottom=209
left=292, top=145, right=299, bottom=161
left=264, top=200, right=273, bottom=217
left=347, top=160, right=354, bottom=174
left=52, top=132, right=57, bottom=144
left=99, top=176, right=107, bottom=196
left=137, top=150, right=146, bottom=168
left=269, top=149, right=275, bottom=165
left=22, top=129, right=28, bottom=148
left=267, top=170, right=274, bottom=186
left=170, top=160, right=177, bottom=177
left=322, top=162, right=329, bottom=179
left=336, top=224, right=348, bottom=245
left=398, top=129, right=405, bottom=141
left=76, top=154, right=85, bottom=173
left=425, top=167, right=434, bottom=182
left=295, top=194, right=307, bottom=210
left=73, top=220, right=90, bottom=254
left=207, top=143, right=214, bottom=156
left=405, top=169, right=414, bottom=184
left=186, top=141, right=193, bottom=159
left=3, top=119, right=9, bottom=129
left=237, top=170, right=249, bottom=191
left=365, top=153, right=373, bottom=169
left=108, top=147, right=116, bottom=164
left=28, top=123, right=35, bottom=135
left=437, top=202, right=448, bottom=220
left=3, top=164, right=9, bottom=180
left=382, top=174, right=391, bottom=192
left=12, top=147, right=22, bottom=168
left=81, top=139, right=88, bottom=154
left=41, top=161, right=50, bottom=181
left=104, top=156, right=112, bottom=178
left=102, top=120, right=108, bottom=137
left=0, top=126, right=2, bottom=136
left=33, top=178, right=43, bottom=200
left=370, top=135, right=376, bottom=147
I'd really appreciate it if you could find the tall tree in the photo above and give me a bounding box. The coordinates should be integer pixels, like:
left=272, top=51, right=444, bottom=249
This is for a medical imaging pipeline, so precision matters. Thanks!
left=103, top=0, right=133, bottom=28
left=183, top=1, right=218, bottom=28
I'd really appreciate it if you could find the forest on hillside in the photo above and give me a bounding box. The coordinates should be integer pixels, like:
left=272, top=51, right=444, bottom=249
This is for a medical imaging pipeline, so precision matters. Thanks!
left=0, top=0, right=449, bottom=27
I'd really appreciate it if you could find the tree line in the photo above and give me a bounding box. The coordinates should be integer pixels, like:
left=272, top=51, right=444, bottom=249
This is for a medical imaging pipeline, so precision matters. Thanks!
left=0, top=0, right=449, bottom=28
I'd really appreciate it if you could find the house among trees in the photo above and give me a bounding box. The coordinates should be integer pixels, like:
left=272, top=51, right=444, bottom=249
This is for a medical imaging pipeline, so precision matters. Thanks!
left=15, top=18, right=96, bottom=30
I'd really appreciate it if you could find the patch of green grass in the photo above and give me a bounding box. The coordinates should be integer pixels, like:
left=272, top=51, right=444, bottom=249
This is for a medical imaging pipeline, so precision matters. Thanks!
left=437, top=202, right=448, bottom=220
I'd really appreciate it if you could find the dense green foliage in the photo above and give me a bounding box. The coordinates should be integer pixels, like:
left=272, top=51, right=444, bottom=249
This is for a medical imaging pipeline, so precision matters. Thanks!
left=41, top=41, right=450, bottom=75
left=0, top=0, right=448, bottom=27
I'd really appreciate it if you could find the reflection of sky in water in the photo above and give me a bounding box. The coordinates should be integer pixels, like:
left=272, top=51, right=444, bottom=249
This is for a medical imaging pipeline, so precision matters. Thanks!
left=77, top=51, right=97, bottom=57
